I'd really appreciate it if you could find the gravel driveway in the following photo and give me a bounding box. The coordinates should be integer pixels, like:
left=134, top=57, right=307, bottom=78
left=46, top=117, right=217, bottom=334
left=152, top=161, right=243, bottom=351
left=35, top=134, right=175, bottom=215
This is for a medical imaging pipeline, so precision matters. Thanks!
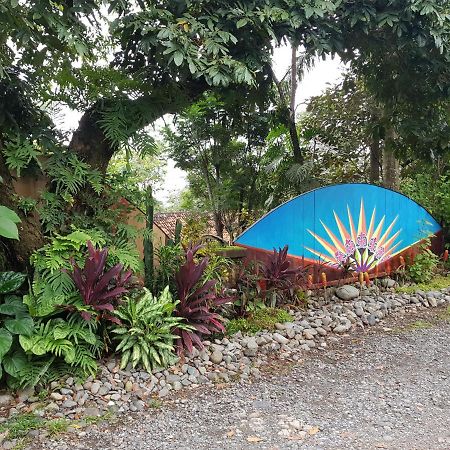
left=41, top=310, right=450, bottom=450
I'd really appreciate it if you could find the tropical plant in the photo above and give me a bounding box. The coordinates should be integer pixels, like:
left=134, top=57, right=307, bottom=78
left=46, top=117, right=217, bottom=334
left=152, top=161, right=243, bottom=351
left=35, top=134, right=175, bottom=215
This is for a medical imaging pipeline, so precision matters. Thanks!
left=14, top=315, right=103, bottom=388
left=231, top=260, right=265, bottom=317
left=153, top=243, right=183, bottom=294
left=68, top=241, right=132, bottom=324
left=112, top=287, right=191, bottom=372
left=0, top=271, right=34, bottom=381
left=174, top=245, right=232, bottom=354
left=407, top=238, right=439, bottom=284
left=0, top=205, right=21, bottom=240
left=261, top=245, right=306, bottom=307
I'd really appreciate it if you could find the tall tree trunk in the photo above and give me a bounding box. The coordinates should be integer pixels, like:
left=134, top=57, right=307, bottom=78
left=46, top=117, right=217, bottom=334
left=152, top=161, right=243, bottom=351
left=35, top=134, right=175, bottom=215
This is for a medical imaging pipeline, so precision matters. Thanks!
left=382, top=125, right=399, bottom=190
left=144, top=185, right=154, bottom=291
left=289, top=44, right=303, bottom=164
left=269, top=44, right=303, bottom=164
left=0, top=151, right=44, bottom=270
left=369, top=137, right=380, bottom=183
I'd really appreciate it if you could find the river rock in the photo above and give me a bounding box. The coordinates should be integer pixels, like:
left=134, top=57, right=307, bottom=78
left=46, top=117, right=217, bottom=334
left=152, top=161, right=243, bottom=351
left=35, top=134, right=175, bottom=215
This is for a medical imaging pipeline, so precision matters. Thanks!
left=335, top=285, right=360, bottom=301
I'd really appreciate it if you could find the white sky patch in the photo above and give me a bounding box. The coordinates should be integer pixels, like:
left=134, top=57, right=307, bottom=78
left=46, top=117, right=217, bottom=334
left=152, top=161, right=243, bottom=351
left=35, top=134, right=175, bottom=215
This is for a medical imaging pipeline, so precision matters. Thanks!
left=55, top=45, right=346, bottom=206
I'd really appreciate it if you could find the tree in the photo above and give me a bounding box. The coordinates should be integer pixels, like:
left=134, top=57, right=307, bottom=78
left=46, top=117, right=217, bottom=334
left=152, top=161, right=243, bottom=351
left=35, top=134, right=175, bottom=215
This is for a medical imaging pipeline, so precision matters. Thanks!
left=301, top=72, right=383, bottom=184
left=1, top=0, right=449, bottom=268
left=165, top=91, right=272, bottom=239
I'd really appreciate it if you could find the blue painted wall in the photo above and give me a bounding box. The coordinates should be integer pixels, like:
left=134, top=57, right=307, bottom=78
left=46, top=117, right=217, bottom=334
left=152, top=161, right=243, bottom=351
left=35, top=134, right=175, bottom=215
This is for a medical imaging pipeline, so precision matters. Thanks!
left=235, top=184, right=441, bottom=273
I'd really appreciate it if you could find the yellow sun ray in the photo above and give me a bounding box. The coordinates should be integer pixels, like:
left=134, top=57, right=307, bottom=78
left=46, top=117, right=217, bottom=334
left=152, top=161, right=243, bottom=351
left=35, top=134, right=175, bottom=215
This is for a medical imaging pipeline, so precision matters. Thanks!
left=347, top=205, right=357, bottom=242
left=333, top=210, right=351, bottom=243
left=378, top=215, right=399, bottom=247
left=357, top=199, right=366, bottom=235
left=367, top=207, right=376, bottom=237
left=372, top=215, right=385, bottom=240
left=320, top=220, right=345, bottom=253
left=383, top=229, right=402, bottom=252
left=307, top=229, right=337, bottom=258
left=304, top=247, right=335, bottom=264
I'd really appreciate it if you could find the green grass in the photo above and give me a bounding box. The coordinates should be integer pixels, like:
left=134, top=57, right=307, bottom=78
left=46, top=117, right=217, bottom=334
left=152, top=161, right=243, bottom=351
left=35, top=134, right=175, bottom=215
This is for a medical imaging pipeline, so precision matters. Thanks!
left=46, top=419, right=70, bottom=436
left=226, top=308, right=293, bottom=335
left=406, top=320, right=433, bottom=330
left=396, top=275, right=450, bottom=294
left=0, top=414, right=43, bottom=440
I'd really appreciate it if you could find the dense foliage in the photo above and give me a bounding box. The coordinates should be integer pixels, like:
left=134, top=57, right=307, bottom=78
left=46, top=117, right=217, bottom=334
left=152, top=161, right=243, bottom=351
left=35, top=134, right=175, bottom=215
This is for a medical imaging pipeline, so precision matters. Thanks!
left=174, top=245, right=231, bottom=354
left=0, top=0, right=448, bottom=390
left=112, top=287, right=190, bottom=372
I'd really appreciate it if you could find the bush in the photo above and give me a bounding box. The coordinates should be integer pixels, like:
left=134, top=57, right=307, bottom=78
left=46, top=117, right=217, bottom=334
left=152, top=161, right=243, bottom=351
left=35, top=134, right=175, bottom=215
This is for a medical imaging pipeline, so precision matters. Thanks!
left=407, top=239, right=439, bottom=283
left=260, top=245, right=306, bottom=307
left=68, top=241, right=131, bottom=324
left=226, top=308, right=293, bottom=335
left=0, top=271, right=34, bottom=382
left=112, top=287, right=190, bottom=372
left=174, top=245, right=232, bottom=354
left=153, top=243, right=183, bottom=294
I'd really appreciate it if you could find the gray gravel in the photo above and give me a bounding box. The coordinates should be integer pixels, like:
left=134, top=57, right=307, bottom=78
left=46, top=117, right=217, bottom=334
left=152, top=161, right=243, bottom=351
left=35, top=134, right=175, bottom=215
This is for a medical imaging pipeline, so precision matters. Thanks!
left=38, top=312, right=450, bottom=450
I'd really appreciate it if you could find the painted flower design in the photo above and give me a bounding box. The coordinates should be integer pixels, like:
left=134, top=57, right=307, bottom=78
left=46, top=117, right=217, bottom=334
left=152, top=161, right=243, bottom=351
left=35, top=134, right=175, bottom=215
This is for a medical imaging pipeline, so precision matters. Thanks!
left=305, top=199, right=402, bottom=273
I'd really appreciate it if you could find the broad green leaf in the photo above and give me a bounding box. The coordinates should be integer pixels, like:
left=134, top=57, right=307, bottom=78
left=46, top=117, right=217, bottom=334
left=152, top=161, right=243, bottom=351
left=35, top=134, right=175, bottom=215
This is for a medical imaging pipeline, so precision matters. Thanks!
left=52, top=326, right=70, bottom=340
left=2, top=350, right=27, bottom=376
left=0, top=272, right=27, bottom=294
left=173, top=51, right=184, bottom=66
left=5, top=317, right=34, bottom=335
left=0, top=217, right=19, bottom=240
left=0, top=296, right=28, bottom=316
left=0, top=328, right=13, bottom=358
left=236, top=18, right=248, bottom=28
left=18, top=334, right=33, bottom=352
left=0, top=206, right=20, bottom=223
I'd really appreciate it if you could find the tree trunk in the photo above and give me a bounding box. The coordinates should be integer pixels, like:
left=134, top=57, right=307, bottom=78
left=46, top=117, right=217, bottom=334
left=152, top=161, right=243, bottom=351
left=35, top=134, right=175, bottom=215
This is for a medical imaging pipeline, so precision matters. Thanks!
left=382, top=125, right=399, bottom=190
left=143, top=185, right=154, bottom=291
left=289, top=44, right=303, bottom=164
left=369, top=137, right=380, bottom=183
left=0, top=151, right=44, bottom=271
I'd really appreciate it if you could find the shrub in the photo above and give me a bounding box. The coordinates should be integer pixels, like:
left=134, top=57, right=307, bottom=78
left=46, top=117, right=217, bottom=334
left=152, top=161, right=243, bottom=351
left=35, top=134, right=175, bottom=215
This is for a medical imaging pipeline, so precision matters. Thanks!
left=14, top=314, right=103, bottom=388
left=153, top=243, right=183, bottom=294
left=231, top=260, right=265, bottom=316
left=408, top=239, right=439, bottom=283
left=226, top=308, right=293, bottom=335
left=261, top=245, right=306, bottom=307
left=174, top=245, right=232, bottom=354
left=0, top=271, right=34, bottom=381
left=28, top=230, right=139, bottom=317
left=112, top=287, right=190, bottom=372
left=68, top=241, right=132, bottom=324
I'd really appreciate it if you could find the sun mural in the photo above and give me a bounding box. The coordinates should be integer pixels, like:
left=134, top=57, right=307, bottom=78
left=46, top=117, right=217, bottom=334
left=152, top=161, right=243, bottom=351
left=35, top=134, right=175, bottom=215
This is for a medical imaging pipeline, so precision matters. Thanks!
left=305, top=199, right=402, bottom=273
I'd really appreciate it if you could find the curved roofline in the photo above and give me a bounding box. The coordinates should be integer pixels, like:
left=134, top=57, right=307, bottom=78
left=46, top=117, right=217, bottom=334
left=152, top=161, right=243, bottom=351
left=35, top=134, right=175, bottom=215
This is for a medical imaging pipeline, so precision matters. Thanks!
left=234, top=182, right=441, bottom=243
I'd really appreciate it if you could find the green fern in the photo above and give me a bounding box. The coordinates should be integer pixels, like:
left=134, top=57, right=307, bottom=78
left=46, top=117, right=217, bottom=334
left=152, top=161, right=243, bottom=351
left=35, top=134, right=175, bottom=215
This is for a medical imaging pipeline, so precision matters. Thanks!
left=13, top=316, right=102, bottom=387
left=3, top=134, right=43, bottom=176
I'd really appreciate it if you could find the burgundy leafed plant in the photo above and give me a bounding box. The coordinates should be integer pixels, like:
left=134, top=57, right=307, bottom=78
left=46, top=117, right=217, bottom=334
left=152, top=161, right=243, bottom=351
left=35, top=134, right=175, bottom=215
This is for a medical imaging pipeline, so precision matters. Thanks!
left=69, top=241, right=132, bottom=324
left=174, top=244, right=231, bottom=354
left=261, top=245, right=306, bottom=305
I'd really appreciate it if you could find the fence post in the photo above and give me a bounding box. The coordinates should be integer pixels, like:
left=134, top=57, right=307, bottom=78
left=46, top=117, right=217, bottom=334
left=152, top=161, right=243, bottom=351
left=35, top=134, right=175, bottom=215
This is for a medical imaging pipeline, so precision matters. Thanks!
left=144, top=185, right=154, bottom=290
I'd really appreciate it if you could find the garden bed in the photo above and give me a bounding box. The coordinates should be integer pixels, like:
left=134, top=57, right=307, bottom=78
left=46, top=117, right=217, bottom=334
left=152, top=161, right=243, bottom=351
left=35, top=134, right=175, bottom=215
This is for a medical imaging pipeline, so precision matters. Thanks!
left=1, top=278, right=449, bottom=448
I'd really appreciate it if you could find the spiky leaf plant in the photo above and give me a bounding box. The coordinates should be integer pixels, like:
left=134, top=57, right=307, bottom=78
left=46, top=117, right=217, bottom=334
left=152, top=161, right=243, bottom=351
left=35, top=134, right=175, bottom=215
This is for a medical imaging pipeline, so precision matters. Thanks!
left=69, top=241, right=132, bottom=323
left=112, top=287, right=190, bottom=372
left=174, top=245, right=232, bottom=354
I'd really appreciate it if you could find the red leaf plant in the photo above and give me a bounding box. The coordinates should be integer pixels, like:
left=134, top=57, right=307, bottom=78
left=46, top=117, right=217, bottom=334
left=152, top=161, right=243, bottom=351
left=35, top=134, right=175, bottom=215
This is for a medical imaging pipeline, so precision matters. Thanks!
left=69, top=241, right=132, bottom=324
left=261, top=245, right=306, bottom=306
left=174, top=244, right=232, bottom=354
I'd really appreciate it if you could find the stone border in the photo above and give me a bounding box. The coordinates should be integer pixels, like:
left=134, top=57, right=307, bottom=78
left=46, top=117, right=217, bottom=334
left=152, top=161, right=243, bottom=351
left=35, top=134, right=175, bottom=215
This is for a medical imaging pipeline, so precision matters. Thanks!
left=1, top=283, right=450, bottom=427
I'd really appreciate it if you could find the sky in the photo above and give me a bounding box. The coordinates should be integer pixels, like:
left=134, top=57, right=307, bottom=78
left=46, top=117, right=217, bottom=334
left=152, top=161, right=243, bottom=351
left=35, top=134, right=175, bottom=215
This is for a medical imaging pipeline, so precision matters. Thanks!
left=56, top=45, right=346, bottom=205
